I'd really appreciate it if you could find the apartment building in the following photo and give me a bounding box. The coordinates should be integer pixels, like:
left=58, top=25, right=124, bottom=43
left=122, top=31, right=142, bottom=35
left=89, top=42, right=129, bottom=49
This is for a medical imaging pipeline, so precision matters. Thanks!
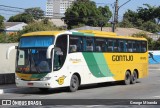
left=46, top=0, right=75, bottom=18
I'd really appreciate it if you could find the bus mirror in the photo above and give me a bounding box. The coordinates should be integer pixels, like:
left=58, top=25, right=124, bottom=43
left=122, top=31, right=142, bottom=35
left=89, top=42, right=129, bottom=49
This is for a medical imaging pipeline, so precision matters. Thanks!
left=6, top=46, right=17, bottom=59
left=47, top=45, right=54, bottom=59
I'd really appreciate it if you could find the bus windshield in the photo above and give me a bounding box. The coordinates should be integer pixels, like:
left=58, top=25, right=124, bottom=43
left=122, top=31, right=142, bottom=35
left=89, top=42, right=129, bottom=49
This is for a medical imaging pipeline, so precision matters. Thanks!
left=16, top=36, right=54, bottom=73
left=16, top=48, right=52, bottom=73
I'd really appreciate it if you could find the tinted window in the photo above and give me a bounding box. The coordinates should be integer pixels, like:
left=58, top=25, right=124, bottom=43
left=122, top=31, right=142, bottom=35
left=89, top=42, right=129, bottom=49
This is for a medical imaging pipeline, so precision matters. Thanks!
left=119, top=40, right=125, bottom=52
left=69, top=36, right=83, bottom=53
left=85, top=37, right=95, bottom=52
left=107, top=39, right=114, bottom=52
left=95, top=38, right=106, bottom=52
left=141, top=41, right=147, bottom=52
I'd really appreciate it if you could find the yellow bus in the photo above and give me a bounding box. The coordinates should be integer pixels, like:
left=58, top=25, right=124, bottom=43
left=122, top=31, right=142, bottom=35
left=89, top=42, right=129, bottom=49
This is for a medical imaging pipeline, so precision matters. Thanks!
left=6, top=30, right=148, bottom=92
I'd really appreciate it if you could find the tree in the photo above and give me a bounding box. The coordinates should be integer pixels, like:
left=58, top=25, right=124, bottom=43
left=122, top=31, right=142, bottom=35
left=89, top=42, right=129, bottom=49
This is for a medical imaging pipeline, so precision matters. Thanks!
left=137, top=4, right=156, bottom=22
left=0, top=15, right=5, bottom=29
left=63, top=0, right=112, bottom=29
left=8, top=13, right=34, bottom=23
left=140, top=21, right=160, bottom=33
left=154, top=6, right=160, bottom=24
left=8, top=7, right=44, bottom=23
left=98, top=6, right=112, bottom=28
left=120, top=4, right=160, bottom=33
left=19, top=20, right=59, bottom=34
left=118, top=19, right=133, bottom=28
left=25, top=7, right=44, bottom=20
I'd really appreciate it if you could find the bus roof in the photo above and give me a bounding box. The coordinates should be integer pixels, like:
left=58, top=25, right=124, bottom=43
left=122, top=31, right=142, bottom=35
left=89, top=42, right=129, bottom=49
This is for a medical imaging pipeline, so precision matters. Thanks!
left=22, top=30, right=147, bottom=41
left=22, top=31, right=63, bottom=37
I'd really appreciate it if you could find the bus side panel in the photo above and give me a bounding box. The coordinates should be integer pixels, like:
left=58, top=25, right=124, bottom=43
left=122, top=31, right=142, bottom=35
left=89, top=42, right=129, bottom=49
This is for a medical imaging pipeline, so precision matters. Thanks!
left=103, top=52, right=148, bottom=81
left=67, top=53, right=115, bottom=85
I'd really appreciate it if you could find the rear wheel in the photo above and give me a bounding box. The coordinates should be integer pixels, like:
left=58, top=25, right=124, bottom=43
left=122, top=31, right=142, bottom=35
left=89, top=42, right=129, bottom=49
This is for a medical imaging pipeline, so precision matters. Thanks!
left=69, top=75, right=79, bottom=92
left=124, top=71, right=131, bottom=85
left=131, top=71, right=138, bottom=84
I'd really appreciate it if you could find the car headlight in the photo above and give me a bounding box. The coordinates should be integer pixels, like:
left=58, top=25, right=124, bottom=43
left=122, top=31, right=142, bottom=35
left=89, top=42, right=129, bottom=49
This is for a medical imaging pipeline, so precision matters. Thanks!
left=40, top=77, right=51, bottom=81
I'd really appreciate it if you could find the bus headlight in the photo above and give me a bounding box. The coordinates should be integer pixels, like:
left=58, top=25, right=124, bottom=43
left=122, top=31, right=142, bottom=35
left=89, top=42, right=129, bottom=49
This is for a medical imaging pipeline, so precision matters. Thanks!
left=15, top=75, right=20, bottom=80
left=40, top=77, right=51, bottom=81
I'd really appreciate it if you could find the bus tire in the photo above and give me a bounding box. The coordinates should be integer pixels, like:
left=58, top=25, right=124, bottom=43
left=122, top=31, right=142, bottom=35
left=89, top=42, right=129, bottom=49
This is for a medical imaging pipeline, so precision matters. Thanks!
left=131, top=71, right=138, bottom=84
left=69, top=75, right=79, bottom=92
left=39, top=88, right=49, bottom=92
left=124, top=71, right=131, bottom=85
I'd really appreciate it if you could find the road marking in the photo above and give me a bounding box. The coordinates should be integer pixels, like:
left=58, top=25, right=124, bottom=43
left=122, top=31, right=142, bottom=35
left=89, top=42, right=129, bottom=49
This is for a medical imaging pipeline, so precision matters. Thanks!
left=86, top=105, right=103, bottom=108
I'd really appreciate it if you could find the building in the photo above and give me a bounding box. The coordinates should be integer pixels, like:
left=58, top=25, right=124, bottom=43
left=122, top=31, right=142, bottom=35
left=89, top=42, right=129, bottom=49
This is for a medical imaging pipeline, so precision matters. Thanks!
left=46, top=0, right=76, bottom=18
left=4, top=22, right=27, bottom=35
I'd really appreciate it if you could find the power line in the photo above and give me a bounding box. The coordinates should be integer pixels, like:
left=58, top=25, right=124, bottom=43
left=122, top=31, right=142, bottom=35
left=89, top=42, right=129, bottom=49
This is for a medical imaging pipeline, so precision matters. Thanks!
left=0, top=8, right=23, bottom=13
left=0, top=5, right=25, bottom=10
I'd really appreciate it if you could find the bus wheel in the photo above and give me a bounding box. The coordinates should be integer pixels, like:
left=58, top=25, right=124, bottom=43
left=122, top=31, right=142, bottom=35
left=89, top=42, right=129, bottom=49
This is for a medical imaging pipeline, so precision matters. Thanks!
left=131, top=71, right=138, bottom=84
left=69, top=75, right=79, bottom=92
left=39, top=88, right=49, bottom=92
left=124, top=71, right=131, bottom=85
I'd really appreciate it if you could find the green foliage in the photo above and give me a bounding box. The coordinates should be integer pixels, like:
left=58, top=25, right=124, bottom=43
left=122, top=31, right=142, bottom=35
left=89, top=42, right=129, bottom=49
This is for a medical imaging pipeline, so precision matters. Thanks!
left=0, top=15, right=5, bottom=29
left=8, top=13, right=34, bottom=23
left=63, top=0, right=112, bottom=29
left=140, top=21, right=160, bottom=33
left=25, top=7, right=44, bottom=20
left=20, top=20, right=59, bottom=34
left=0, top=20, right=65, bottom=43
left=120, top=4, right=160, bottom=33
left=0, top=33, right=20, bottom=43
left=8, top=7, right=44, bottom=23
left=118, top=19, right=133, bottom=28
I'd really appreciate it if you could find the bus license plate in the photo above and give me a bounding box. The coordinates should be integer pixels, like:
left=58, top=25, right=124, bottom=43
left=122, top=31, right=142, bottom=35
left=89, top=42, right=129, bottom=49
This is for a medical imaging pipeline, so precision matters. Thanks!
left=28, top=83, right=33, bottom=86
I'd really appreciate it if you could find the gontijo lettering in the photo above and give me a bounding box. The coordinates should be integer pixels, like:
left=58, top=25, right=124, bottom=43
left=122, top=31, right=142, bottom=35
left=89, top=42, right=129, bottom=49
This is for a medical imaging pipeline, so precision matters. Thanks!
left=112, top=55, right=133, bottom=61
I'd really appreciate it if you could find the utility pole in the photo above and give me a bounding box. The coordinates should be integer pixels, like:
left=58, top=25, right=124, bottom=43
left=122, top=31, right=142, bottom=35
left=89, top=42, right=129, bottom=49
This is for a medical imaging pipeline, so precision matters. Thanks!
left=112, top=0, right=131, bottom=32
left=112, top=0, right=118, bottom=32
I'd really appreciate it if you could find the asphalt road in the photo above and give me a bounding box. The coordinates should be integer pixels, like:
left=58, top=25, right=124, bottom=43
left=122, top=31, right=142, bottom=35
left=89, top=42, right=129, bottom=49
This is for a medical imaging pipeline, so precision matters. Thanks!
left=0, top=64, right=160, bottom=107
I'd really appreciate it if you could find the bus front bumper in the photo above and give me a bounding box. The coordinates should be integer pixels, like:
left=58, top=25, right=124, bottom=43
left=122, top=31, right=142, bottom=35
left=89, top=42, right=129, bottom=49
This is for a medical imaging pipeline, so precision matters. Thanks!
left=15, top=79, right=55, bottom=88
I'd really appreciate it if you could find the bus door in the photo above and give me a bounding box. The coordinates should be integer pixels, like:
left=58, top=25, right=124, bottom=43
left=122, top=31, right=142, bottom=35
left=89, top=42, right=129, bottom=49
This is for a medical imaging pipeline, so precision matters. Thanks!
left=53, top=35, right=68, bottom=71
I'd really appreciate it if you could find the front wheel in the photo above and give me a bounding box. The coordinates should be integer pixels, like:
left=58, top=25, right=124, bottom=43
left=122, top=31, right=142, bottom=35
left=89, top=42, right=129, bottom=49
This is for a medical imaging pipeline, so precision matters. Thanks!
left=131, top=71, right=138, bottom=84
left=69, top=75, right=79, bottom=92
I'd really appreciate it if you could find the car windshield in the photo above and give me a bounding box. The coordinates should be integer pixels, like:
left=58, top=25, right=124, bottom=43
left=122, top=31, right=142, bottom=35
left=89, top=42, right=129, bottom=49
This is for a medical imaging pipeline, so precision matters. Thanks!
left=16, top=48, right=52, bottom=73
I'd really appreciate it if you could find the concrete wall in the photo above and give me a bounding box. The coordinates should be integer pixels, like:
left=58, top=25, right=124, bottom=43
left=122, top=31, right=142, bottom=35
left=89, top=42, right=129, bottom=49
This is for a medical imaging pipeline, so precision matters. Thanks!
left=0, top=43, right=18, bottom=84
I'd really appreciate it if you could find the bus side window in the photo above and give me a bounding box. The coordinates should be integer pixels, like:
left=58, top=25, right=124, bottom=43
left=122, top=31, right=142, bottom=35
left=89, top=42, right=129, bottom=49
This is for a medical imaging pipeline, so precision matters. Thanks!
left=141, top=41, right=147, bottom=52
left=69, top=36, right=82, bottom=53
left=107, top=40, right=114, bottom=52
left=127, top=41, right=133, bottom=52
left=132, top=41, right=136, bottom=52
left=95, top=38, right=106, bottom=52
left=119, top=40, right=125, bottom=52
left=136, top=41, right=141, bottom=52
left=113, top=40, right=119, bottom=52
left=85, top=37, right=95, bottom=52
